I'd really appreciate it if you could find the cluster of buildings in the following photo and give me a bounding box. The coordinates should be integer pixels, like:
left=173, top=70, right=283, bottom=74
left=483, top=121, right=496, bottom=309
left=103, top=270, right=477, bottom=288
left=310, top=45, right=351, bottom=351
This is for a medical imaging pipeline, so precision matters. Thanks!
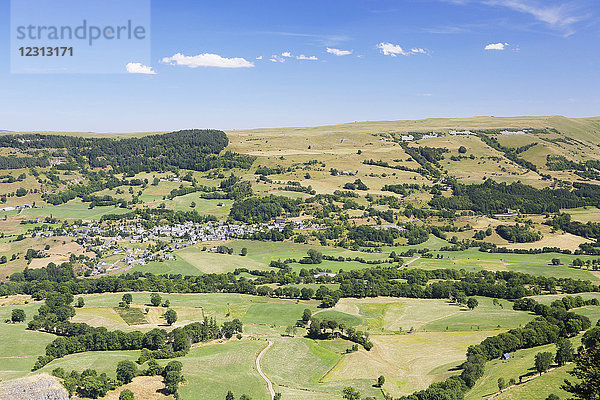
left=41, top=218, right=310, bottom=276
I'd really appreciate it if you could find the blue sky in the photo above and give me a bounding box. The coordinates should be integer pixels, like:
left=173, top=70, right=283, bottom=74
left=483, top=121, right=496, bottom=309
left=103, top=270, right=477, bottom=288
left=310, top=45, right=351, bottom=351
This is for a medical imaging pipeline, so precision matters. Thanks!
left=1, top=0, right=598, bottom=132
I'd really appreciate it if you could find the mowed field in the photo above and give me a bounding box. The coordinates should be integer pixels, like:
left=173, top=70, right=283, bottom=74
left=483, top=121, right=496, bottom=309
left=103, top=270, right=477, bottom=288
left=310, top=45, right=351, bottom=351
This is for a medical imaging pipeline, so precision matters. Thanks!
left=124, top=237, right=600, bottom=284
left=128, top=239, right=395, bottom=276
left=0, top=291, right=549, bottom=400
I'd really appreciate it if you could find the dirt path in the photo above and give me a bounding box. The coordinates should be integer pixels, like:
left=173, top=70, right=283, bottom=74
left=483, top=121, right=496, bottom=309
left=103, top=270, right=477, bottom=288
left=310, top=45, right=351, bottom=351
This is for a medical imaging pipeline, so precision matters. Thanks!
left=256, top=340, right=275, bottom=399
left=401, top=256, right=421, bottom=268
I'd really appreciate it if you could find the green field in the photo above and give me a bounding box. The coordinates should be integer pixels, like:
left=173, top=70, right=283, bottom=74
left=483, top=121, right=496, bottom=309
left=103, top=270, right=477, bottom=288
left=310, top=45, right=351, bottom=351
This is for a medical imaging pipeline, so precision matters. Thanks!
left=3, top=116, right=600, bottom=399
left=466, top=336, right=581, bottom=400
left=0, top=291, right=562, bottom=400
left=20, top=199, right=131, bottom=220
left=410, top=248, right=600, bottom=282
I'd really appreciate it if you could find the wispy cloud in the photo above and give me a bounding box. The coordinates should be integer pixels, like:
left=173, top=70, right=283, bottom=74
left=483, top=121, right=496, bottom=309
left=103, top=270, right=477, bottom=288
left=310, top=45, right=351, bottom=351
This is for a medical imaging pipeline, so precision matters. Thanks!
left=485, top=42, right=509, bottom=50
left=281, top=51, right=292, bottom=58
left=161, top=53, right=254, bottom=68
left=377, top=43, right=428, bottom=57
left=442, top=0, right=587, bottom=35
left=296, top=55, right=318, bottom=60
left=326, top=47, right=353, bottom=56
left=126, top=62, right=156, bottom=75
left=485, top=0, right=585, bottom=34
left=258, top=31, right=351, bottom=46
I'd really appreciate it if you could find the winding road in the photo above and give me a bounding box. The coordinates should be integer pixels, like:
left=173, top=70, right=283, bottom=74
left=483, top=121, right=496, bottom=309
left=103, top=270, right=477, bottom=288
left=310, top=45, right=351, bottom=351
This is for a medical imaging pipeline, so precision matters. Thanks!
left=256, top=340, right=275, bottom=399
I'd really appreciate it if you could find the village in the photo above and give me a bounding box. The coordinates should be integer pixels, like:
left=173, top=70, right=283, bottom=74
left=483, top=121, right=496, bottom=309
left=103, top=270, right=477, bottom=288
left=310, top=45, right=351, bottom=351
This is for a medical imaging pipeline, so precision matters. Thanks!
left=28, top=217, right=314, bottom=276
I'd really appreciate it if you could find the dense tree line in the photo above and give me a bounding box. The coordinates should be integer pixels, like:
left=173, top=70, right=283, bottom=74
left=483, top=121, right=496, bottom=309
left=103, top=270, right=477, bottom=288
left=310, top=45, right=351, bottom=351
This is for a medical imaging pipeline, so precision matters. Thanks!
left=398, top=144, right=443, bottom=178
left=29, top=291, right=242, bottom=370
left=0, top=156, right=50, bottom=169
left=381, top=183, right=422, bottom=195
left=430, top=178, right=600, bottom=214
left=5, top=262, right=598, bottom=309
left=363, top=159, right=426, bottom=175
left=346, top=225, right=400, bottom=246
left=495, top=224, right=542, bottom=243
left=478, top=133, right=538, bottom=171
left=545, top=213, right=600, bottom=240
left=100, top=208, right=217, bottom=227
left=229, top=195, right=301, bottom=223
left=0, top=130, right=256, bottom=173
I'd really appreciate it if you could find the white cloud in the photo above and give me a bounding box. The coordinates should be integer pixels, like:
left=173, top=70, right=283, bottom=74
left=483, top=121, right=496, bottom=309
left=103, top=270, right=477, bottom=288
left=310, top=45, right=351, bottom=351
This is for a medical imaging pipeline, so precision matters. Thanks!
left=281, top=51, right=292, bottom=58
left=270, top=55, right=286, bottom=63
left=377, top=43, right=428, bottom=56
left=326, top=47, right=353, bottom=56
left=126, top=62, right=156, bottom=75
left=256, top=56, right=263, bottom=60
left=485, top=42, right=509, bottom=50
left=296, top=54, right=318, bottom=60
left=377, top=42, right=409, bottom=56
left=161, top=53, right=254, bottom=68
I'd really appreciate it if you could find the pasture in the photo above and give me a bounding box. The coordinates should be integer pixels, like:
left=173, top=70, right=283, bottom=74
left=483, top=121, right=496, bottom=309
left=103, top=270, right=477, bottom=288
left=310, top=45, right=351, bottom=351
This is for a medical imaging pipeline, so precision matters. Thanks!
left=0, top=291, right=550, bottom=399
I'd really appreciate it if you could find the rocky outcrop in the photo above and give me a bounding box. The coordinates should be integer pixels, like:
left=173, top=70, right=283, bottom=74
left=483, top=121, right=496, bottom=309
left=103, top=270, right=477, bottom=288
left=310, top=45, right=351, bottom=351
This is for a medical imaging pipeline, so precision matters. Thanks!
left=0, top=373, right=69, bottom=400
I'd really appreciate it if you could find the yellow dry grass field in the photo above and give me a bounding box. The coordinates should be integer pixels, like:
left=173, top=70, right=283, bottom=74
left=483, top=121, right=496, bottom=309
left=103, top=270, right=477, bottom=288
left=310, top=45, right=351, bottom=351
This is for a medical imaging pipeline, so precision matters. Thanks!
left=102, top=376, right=173, bottom=399
left=322, top=331, right=495, bottom=397
left=28, top=240, right=90, bottom=269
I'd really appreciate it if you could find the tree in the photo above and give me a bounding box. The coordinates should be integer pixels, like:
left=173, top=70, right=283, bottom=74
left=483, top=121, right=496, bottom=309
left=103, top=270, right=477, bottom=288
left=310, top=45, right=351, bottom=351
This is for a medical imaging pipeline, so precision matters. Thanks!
left=164, top=370, right=183, bottom=394
left=300, top=287, right=314, bottom=300
left=562, top=342, right=600, bottom=399
left=582, top=327, right=600, bottom=349
left=555, top=337, right=574, bottom=366
left=164, top=309, right=177, bottom=325
left=551, top=258, right=561, bottom=265
left=77, top=297, right=85, bottom=308
left=150, top=293, right=161, bottom=307
left=497, top=377, right=506, bottom=391
left=545, top=395, right=559, bottom=400
left=285, top=325, right=297, bottom=337
left=11, top=309, right=25, bottom=323
left=467, top=298, right=479, bottom=311
left=455, top=292, right=467, bottom=305
left=342, top=387, right=361, bottom=400
left=122, top=293, right=132, bottom=305
left=308, top=319, right=321, bottom=338
left=326, top=320, right=338, bottom=333
left=226, top=391, right=234, bottom=400
left=0, top=255, right=6, bottom=264
left=302, top=309, right=312, bottom=323
left=119, top=389, right=135, bottom=400
left=458, top=146, right=467, bottom=154
left=145, top=359, right=162, bottom=376
left=377, top=375, right=385, bottom=387
left=534, top=352, right=553, bottom=375
left=116, top=361, right=137, bottom=384
left=320, top=295, right=337, bottom=308
left=274, top=394, right=282, bottom=400
left=240, top=247, right=248, bottom=256
left=306, top=249, right=323, bottom=264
